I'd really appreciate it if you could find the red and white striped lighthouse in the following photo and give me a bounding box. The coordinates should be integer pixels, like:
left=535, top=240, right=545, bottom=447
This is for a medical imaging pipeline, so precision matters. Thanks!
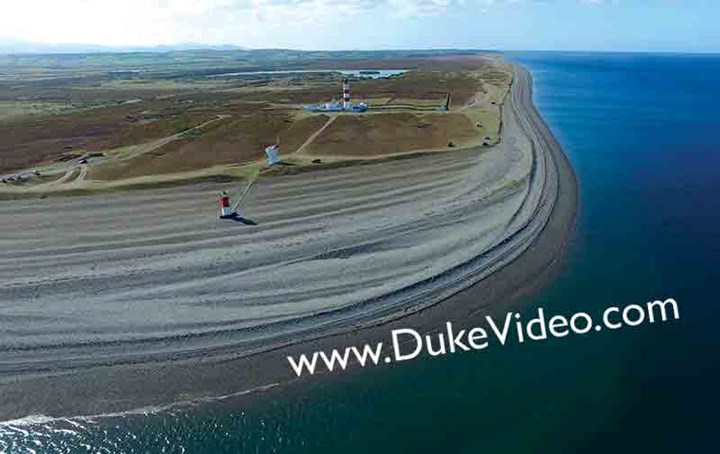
left=342, top=78, right=350, bottom=110
left=219, top=190, right=235, bottom=219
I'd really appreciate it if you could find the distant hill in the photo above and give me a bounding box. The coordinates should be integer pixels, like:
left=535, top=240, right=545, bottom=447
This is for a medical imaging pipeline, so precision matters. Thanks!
left=0, top=39, right=248, bottom=54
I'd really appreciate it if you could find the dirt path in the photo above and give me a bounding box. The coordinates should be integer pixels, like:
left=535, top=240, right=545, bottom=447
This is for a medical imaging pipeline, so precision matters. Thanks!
left=293, top=115, right=338, bottom=155
left=0, top=115, right=230, bottom=196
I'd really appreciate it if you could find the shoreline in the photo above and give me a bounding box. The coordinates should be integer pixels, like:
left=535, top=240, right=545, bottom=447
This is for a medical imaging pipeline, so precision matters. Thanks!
left=0, top=63, right=578, bottom=420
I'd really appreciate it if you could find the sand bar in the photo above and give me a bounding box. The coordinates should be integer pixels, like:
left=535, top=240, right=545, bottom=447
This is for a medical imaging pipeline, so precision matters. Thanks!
left=0, top=63, right=578, bottom=419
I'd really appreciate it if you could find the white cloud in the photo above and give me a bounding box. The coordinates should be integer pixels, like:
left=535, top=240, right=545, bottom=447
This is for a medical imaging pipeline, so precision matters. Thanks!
left=0, top=0, right=463, bottom=45
left=0, top=0, right=616, bottom=47
left=577, top=0, right=621, bottom=4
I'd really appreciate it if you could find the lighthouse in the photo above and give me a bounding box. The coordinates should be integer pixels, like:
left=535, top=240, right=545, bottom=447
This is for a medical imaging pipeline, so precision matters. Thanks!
left=302, top=77, right=367, bottom=113
left=342, top=78, right=350, bottom=110
left=265, top=143, right=281, bottom=166
left=219, top=191, right=236, bottom=219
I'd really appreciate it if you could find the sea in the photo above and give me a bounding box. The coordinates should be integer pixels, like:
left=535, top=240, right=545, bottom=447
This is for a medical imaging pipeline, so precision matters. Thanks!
left=1, top=52, right=719, bottom=453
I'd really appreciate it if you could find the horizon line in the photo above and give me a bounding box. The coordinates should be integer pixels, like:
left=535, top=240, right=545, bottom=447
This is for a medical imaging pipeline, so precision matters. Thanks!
left=1, top=45, right=719, bottom=57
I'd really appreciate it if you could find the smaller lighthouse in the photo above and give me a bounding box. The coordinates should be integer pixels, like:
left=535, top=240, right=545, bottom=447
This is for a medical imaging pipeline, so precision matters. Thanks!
left=219, top=191, right=236, bottom=219
left=265, top=143, right=281, bottom=166
left=342, top=78, right=350, bottom=110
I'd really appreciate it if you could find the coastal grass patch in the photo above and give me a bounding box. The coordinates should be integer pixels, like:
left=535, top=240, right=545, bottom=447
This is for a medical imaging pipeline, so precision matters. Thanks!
left=304, top=112, right=479, bottom=157
left=0, top=102, right=215, bottom=173
left=464, top=108, right=502, bottom=145
left=88, top=112, right=330, bottom=181
left=0, top=50, right=513, bottom=184
left=0, top=101, right=77, bottom=120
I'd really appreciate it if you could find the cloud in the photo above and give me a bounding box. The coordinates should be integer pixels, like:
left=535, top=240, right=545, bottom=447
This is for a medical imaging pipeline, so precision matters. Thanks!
left=386, top=0, right=454, bottom=16
left=577, top=0, right=621, bottom=4
left=0, top=0, right=469, bottom=45
left=0, top=0, right=622, bottom=47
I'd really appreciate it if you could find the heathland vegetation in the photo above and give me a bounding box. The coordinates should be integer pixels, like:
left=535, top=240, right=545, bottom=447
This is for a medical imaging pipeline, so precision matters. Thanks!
left=0, top=49, right=512, bottom=195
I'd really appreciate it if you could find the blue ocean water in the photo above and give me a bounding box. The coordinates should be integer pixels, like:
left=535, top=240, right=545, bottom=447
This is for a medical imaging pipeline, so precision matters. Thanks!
left=2, top=52, right=719, bottom=453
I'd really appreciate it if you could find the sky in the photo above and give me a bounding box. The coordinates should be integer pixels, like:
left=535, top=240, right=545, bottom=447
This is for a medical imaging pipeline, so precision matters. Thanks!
left=0, top=0, right=717, bottom=53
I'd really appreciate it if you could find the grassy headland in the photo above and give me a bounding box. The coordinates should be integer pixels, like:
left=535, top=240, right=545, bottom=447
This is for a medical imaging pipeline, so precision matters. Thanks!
left=0, top=49, right=511, bottom=197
